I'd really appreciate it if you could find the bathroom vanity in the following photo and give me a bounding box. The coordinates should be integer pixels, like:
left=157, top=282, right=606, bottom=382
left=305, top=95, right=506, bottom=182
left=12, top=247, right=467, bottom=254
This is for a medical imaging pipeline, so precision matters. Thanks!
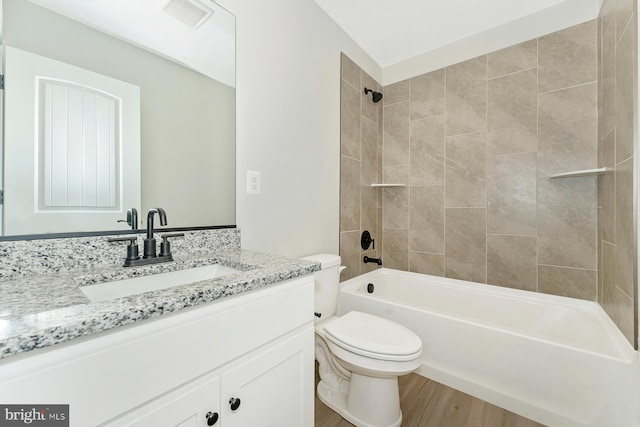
left=0, top=230, right=318, bottom=426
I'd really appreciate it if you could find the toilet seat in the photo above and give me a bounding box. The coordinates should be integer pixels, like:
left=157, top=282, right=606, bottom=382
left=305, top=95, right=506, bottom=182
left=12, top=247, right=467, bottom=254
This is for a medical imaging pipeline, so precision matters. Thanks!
left=323, top=311, right=422, bottom=362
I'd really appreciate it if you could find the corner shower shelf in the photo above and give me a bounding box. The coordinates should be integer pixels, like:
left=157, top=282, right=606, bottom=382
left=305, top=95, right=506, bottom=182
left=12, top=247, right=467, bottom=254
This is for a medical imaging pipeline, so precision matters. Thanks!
left=370, top=183, right=406, bottom=188
left=548, top=167, right=611, bottom=180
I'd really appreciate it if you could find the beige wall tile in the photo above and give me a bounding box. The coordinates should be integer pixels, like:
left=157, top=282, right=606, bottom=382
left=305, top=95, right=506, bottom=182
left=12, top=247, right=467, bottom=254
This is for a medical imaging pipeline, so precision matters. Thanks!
left=445, top=56, right=487, bottom=136
left=445, top=132, right=487, bottom=207
left=487, top=68, right=537, bottom=156
left=598, top=131, right=615, bottom=244
left=615, top=157, right=634, bottom=297
left=538, top=83, right=597, bottom=177
left=616, top=0, right=634, bottom=42
left=410, top=185, right=444, bottom=253
left=487, top=235, right=537, bottom=291
left=377, top=206, right=383, bottom=248
left=410, top=69, right=444, bottom=120
left=538, top=265, right=596, bottom=300
left=341, top=79, right=361, bottom=160
left=615, top=20, right=635, bottom=164
left=602, top=241, right=616, bottom=317
left=538, top=178, right=597, bottom=269
left=340, top=156, right=360, bottom=232
left=410, top=115, right=445, bottom=186
left=384, top=80, right=410, bottom=105
left=341, top=53, right=361, bottom=89
left=383, top=101, right=410, bottom=166
left=600, top=242, right=635, bottom=345
left=445, top=208, right=487, bottom=282
left=340, top=231, right=361, bottom=281
left=487, top=152, right=537, bottom=235
left=410, top=252, right=445, bottom=276
left=383, top=228, right=409, bottom=271
left=362, top=71, right=380, bottom=123
left=597, top=225, right=603, bottom=303
left=597, top=15, right=602, bottom=143
left=600, top=0, right=616, bottom=34
left=361, top=185, right=378, bottom=237
left=487, top=39, right=537, bottom=79
left=382, top=166, right=409, bottom=229
left=613, top=287, right=635, bottom=345
left=601, top=22, right=616, bottom=139
left=361, top=118, right=378, bottom=186
left=538, top=20, right=597, bottom=93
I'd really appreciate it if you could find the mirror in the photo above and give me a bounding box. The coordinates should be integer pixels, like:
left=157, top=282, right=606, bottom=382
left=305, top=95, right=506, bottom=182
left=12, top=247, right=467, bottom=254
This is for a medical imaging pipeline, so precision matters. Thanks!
left=0, top=0, right=236, bottom=237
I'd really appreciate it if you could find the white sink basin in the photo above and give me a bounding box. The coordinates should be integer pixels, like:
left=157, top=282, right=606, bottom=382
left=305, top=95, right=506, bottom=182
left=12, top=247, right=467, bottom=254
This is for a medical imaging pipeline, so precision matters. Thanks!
left=80, top=264, right=241, bottom=302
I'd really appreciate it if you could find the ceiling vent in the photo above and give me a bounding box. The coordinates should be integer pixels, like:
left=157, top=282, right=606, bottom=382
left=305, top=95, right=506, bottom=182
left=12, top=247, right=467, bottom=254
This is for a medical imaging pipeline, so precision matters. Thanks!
left=163, top=0, right=215, bottom=29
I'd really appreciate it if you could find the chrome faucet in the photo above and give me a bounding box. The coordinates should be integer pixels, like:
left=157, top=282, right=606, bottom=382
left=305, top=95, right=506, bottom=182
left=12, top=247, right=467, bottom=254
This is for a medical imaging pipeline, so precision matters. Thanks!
left=144, top=208, right=167, bottom=258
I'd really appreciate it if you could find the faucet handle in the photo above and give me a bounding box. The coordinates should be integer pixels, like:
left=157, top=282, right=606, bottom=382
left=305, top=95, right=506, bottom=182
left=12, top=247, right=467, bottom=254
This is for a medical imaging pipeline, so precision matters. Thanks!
left=107, top=236, right=138, bottom=245
left=107, top=236, right=140, bottom=263
left=161, top=233, right=185, bottom=241
left=159, top=233, right=184, bottom=258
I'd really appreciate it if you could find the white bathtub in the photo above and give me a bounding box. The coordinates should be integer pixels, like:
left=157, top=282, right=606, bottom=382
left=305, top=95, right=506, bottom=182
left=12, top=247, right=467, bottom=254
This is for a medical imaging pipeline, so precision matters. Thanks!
left=338, top=268, right=640, bottom=427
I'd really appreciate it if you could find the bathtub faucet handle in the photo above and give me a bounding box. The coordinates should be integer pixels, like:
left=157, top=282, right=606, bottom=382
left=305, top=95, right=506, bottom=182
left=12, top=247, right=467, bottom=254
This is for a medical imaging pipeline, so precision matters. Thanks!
left=361, top=230, right=375, bottom=250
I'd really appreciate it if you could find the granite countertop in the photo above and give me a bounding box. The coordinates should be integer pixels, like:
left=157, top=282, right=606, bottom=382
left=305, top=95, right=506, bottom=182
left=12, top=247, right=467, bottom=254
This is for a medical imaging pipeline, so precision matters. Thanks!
left=0, top=250, right=320, bottom=360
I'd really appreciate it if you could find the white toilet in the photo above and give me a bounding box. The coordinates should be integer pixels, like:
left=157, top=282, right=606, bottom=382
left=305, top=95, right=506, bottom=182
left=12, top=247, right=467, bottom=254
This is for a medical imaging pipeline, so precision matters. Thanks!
left=303, top=254, right=422, bottom=427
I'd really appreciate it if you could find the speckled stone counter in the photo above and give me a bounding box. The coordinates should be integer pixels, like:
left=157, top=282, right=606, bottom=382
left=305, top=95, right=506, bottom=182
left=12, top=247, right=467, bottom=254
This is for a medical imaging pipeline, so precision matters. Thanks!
left=0, top=230, right=320, bottom=360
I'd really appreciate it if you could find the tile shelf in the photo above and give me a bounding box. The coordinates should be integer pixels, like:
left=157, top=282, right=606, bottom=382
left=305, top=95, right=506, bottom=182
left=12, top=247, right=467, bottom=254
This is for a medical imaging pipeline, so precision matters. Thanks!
left=548, top=167, right=611, bottom=179
left=370, top=183, right=406, bottom=188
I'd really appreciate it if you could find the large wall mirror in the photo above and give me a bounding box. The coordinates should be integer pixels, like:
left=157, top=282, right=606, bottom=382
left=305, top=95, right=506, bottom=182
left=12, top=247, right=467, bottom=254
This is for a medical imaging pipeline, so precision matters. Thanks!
left=0, top=0, right=236, bottom=238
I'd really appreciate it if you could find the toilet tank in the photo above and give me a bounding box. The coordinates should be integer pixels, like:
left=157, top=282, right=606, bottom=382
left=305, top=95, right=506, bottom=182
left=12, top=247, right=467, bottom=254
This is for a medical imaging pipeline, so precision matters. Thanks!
left=301, top=254, right=342, bottom=322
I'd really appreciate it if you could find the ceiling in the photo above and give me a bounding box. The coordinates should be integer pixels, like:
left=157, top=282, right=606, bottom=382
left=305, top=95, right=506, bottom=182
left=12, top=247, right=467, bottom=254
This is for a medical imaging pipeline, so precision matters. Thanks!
left=313, top=0, right=597, bottom=68
left=26, top=0, right=236, bottom=87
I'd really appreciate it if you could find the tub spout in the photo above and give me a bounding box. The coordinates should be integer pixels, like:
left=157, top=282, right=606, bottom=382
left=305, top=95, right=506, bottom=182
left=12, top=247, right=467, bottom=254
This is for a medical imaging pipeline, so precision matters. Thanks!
left=363, top=256, right=382, bottom=265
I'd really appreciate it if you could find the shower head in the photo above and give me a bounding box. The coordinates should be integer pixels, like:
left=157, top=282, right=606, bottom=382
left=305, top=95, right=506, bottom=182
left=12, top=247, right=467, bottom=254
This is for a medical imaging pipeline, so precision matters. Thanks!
left=364, top=87, right=383, bottom=103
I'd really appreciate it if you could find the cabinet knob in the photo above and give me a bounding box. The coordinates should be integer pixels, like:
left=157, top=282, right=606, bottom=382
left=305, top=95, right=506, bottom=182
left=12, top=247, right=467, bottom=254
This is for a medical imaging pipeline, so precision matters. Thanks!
left=205, top=411, right=219, bottom=426
left=229, top=397, right=241, bottom=411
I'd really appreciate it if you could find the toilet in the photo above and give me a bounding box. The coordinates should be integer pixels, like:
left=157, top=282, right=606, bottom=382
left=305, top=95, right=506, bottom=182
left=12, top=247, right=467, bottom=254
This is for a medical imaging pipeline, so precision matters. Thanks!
left=303, top=254, right=422, bottom=427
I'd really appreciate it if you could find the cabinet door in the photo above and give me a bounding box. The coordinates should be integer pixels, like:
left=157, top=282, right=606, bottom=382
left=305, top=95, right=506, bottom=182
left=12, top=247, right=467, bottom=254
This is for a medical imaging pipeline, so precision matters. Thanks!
left=221, top=332, right=311, bottom=427
left=106, top=374, right=221, bottom=427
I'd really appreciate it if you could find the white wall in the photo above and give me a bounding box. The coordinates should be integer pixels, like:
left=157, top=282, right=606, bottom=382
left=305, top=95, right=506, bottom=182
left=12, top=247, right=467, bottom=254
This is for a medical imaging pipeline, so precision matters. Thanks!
left=219, top=0, right=381, bottom=257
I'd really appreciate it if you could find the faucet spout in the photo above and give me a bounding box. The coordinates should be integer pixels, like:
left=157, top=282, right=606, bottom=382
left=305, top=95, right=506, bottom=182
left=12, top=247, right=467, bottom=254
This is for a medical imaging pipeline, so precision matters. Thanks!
left=143, top=208, right=168, bottom=259
left=146, top=208, right=167, bottom=239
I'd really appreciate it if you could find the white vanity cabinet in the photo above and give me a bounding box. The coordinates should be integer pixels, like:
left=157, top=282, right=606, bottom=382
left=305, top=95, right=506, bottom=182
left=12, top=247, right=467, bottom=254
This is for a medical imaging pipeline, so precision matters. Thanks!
left=0, top=275, right=315, bottom=427
left=112, top=329, right=309, bottom=427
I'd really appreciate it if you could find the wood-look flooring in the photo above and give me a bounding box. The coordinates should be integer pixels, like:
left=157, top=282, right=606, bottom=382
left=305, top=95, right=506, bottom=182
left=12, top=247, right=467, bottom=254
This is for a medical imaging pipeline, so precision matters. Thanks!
left=315, top=370, right=547, bottom=427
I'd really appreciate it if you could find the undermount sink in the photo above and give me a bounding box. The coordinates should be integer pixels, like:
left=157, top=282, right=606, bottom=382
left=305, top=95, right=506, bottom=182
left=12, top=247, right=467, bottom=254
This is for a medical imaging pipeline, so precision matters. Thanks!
left=80, top=264, right=241, bottom=302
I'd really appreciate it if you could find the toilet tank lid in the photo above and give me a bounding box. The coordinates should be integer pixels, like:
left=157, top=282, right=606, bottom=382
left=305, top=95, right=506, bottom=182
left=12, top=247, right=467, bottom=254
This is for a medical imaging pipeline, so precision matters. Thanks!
left=300, top=254, right=341, bottom=269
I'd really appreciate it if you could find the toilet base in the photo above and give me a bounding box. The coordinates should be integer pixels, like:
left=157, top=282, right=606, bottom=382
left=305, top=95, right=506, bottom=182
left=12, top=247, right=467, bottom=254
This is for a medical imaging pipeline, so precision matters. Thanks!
left=317, top=373, right=402, bottom=427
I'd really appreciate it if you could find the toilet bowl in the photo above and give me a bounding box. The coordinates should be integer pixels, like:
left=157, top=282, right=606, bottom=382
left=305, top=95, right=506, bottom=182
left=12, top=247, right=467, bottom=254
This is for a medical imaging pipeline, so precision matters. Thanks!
left=303, top=254, right=423, bottom=427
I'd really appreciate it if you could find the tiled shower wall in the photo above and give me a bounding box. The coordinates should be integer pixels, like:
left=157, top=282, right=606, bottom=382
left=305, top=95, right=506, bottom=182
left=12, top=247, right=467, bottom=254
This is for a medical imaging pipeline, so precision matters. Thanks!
left=597, top=0, right=637, bottom=345
left=339, top=54, right=384, bottom=281
left=379, top=20, right=600, bottom=299
left=341, top=20, right=605, bottom=297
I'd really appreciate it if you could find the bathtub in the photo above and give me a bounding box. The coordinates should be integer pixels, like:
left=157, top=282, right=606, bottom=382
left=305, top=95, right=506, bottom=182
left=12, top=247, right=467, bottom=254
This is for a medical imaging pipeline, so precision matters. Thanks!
left=338, top=268, right=640, bottom=427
